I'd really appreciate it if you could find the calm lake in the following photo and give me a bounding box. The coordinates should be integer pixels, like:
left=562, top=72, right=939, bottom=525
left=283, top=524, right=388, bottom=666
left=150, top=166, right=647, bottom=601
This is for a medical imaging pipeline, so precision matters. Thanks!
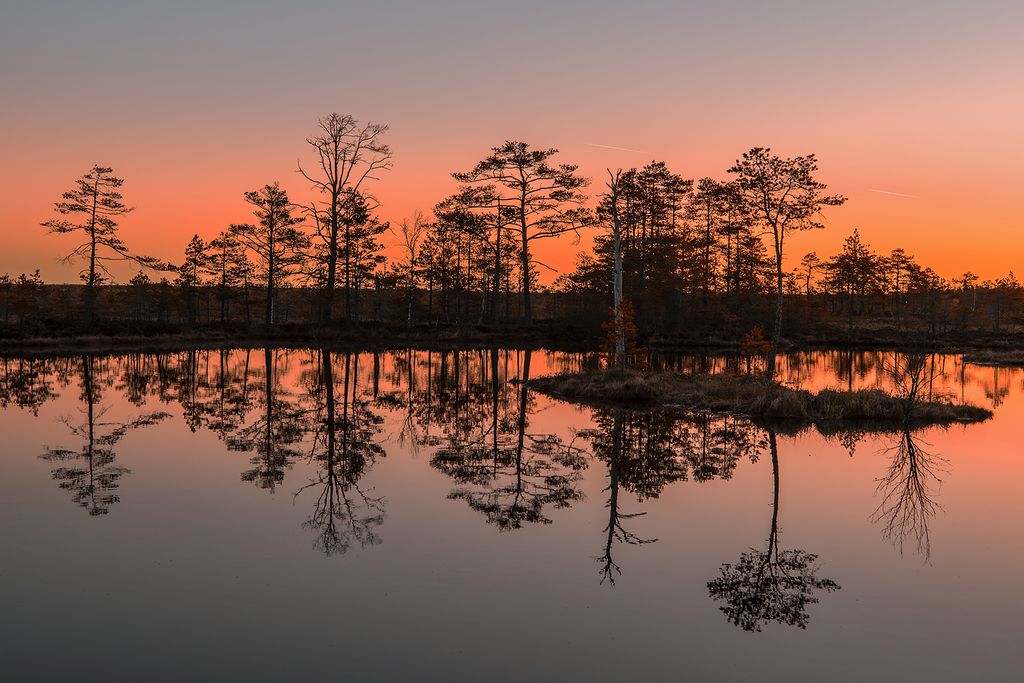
left=1, top=348, right=1021, bottom=681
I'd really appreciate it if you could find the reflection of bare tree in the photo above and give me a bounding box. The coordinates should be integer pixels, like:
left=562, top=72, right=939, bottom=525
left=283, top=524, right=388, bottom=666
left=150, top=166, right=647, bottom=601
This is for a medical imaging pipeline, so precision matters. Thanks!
left=592, top=409, right=656, bottom=585
left=431, top=350, right=587, bottom=530
left=41, top=355, right=168, bottom=516
left=708, top=430, right=839, bottom=631
left=296, top=350, right=386, bottom=555
left=871, top=427, right=945, bottom=562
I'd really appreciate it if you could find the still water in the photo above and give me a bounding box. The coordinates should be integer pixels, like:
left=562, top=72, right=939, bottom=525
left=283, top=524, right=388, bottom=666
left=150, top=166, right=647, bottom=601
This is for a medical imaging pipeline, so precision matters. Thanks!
left=0, top=348, right=1021, bottom=681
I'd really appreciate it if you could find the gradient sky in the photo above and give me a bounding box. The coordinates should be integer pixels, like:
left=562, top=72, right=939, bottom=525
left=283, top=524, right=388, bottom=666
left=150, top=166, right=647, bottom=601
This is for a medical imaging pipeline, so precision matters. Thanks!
left=1, top=0, right=1021, bottom=283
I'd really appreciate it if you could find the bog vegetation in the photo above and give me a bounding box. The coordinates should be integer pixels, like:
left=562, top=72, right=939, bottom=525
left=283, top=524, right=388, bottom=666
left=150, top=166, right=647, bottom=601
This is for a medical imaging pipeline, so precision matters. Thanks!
left=4, top=112, right=1022, bottom=352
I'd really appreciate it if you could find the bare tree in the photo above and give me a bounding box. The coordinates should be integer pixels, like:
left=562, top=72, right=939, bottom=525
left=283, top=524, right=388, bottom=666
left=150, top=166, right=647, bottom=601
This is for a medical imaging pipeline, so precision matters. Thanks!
left=41, top=165, right=163, bottom=325
left=299, top=114, right=392, bottom=320
left=395, top=211, right=429, bottom=324
left=604, top=169, right=626, bottom=366
left=454, top=141, right=591, bottom=321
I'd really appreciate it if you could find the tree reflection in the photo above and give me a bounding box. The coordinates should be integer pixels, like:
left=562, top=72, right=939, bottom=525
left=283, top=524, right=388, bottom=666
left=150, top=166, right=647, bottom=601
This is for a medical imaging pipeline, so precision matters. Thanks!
left=707, top=430, right=839, bottom=631
left=590, top=409, right=658, bottom=585
left=41, top=355, right=169, bottom=515
left=0, top=357, right=56, bottom=413
left=227, top=348, right=307, bottom=491
left=430, top=349, right=587, bottom=530
left=871, top=427, right=945, bottom=562
left=295, top=350, right=386, bottom=555
left=584, top=409, right=763, bottom=584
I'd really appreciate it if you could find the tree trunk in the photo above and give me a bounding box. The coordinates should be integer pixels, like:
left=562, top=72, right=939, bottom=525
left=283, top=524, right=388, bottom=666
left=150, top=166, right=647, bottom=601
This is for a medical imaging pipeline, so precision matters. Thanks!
left=768, top=236, right=784, bottom=378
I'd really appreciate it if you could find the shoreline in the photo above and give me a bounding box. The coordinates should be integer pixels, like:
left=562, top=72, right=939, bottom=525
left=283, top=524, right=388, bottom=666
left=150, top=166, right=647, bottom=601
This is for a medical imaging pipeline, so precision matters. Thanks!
left=0, top=321, right=1023, bottom=363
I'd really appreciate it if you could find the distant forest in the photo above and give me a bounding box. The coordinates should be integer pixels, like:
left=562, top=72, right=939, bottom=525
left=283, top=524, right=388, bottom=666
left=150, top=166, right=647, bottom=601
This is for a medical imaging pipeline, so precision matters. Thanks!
left=4, top=113, right=1021, bottom=347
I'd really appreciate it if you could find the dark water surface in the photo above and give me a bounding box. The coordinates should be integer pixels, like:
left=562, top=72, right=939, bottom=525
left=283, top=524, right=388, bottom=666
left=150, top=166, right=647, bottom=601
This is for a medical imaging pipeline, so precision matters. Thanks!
left=1, top=349, right=1021, bottom=682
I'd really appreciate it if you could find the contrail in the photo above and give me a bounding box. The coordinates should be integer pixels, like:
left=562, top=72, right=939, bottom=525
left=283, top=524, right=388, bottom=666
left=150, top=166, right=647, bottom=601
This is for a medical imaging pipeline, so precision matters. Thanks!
left=869, top=188, right=916, bottom=198
left=588, top=143, right=644, bottom=153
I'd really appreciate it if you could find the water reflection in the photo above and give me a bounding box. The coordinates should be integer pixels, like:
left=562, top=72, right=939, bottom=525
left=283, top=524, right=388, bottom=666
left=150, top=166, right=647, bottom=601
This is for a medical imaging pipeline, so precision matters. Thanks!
left=229, top=348, right=309, bottom=491
left=429, top=350, right=587, bottom=530
left=0, top=346, right=1013, bottom=626
left=40, top=355, right=169, bottom=515
left=872, top=428, right=946, bottom=562
left=707, top=430, right=840, bottom=632
left=295, top=350, right=386, bottom=555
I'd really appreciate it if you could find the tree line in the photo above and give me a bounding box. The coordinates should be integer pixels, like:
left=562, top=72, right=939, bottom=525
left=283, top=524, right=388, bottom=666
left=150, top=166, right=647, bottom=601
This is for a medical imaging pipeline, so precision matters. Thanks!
left=6, top=112, right=1020, bottom=346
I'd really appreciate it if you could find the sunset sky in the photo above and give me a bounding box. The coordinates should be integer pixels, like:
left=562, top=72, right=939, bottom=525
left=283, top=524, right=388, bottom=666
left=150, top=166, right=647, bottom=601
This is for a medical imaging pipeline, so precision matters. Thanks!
left=2, top=0, right=1021, bottom=284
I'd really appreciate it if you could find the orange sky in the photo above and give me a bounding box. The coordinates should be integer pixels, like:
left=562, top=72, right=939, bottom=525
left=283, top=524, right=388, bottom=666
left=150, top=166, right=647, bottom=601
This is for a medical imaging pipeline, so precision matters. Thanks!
left=1, top=1, right=1021, bottom=284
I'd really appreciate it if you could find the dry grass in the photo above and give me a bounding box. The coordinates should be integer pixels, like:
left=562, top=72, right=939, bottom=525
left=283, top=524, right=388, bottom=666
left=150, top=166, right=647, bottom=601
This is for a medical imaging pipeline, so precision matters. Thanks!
left=530, top=368, right=992, bottom=428
left=963, top=349, right=1024, bottom=367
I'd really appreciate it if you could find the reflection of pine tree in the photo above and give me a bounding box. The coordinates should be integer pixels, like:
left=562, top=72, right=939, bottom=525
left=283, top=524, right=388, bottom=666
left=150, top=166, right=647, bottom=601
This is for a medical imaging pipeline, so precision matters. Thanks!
left=430, top=350, right=587, bottom=530
left=227, top=348, right=308, bottom=492
left=0, top=358, right=55, bottom=413
left=41, top=356, right=168, bottom=516
left=708, top=431, right=839, bottom=631
left=683, top=413, right=765, bottom=482
left=581, top=408, right=769, bottom=585
left=296, top=351, right=386, bottom=556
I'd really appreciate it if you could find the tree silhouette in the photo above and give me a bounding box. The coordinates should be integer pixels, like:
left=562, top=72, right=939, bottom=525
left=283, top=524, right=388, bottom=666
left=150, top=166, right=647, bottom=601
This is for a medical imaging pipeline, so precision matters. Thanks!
left=430, top=188, right=519, bottom=322
left=454, top=141, right=591, bottom=320
left=299, top=113, right=392, bottom=321
left=708, top=430, right=839, bottom=631
left=230, top=183, right=308, bottom=328
left=201, top=231, right=251, bottom=324
left=40, top=165, right=164, bottom=325
left=729, top=149, right=846, bottom=376
left=176, top=234, right=207, bottom=325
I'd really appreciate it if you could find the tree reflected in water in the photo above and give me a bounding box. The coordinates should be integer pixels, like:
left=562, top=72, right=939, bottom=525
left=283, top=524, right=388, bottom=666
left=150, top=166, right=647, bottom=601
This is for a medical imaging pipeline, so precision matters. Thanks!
left=872, top=427, right=946, bottom=562
left=40, top=355, right=169, bottom=515
left=295, top=350, right=386, bottom=555
left=707, top=430, right=839, bottom=631
left=0, top=357, right=56, bottom=413
left=430, top=349, right=588, bottom=530
left=584, top=409, right=764, bottom=585
left=227, top=348, right=308, bottom=492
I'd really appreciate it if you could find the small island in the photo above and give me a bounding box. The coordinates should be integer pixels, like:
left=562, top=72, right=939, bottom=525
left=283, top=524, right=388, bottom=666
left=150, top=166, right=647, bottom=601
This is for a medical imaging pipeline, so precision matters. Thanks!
left=530, top=367, right=992, bottom=430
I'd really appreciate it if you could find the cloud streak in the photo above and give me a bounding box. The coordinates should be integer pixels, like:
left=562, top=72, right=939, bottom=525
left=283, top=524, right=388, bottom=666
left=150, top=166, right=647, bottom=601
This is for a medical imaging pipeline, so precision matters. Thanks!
left=869, top=188, right=917, bottom=198
left=588, top=143, right=644, bottom=154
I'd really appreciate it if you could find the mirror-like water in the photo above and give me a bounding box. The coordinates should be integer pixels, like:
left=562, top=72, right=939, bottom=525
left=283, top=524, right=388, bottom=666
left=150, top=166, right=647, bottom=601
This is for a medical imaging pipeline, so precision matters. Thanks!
left=1, top=348, right=1021, bottom=682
